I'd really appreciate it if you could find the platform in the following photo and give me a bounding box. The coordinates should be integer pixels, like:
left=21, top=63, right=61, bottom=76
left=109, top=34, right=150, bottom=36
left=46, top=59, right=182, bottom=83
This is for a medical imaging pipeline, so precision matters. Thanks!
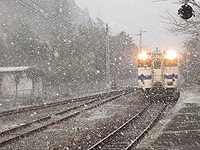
left=136, top=88, right=200, bottom=150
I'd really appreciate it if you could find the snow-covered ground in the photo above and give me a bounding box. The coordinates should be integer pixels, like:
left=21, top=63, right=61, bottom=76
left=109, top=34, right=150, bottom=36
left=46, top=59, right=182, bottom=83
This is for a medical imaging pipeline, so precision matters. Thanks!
left=137, top=86, right=200, bottom=148
left=1, top=87, right=200, bottom=149
left=179, top=88, right=200, bottom=104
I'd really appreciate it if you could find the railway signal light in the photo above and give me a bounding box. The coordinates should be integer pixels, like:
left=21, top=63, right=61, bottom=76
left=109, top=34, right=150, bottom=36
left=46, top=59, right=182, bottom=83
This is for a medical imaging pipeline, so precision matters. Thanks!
left=165, top=50, right=177, bottom=60
left=178, top=4, right=194, bottom=19
left=138, top=52, right=148, bottom=60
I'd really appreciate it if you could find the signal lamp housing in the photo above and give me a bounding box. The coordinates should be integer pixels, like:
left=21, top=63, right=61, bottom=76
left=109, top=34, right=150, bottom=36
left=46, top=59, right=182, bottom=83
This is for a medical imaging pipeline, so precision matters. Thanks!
left=165, top=50, right=177, bottom=60
left=178, top=4, right=194, bottom=19
left=138, top=52, right=148, bottom=60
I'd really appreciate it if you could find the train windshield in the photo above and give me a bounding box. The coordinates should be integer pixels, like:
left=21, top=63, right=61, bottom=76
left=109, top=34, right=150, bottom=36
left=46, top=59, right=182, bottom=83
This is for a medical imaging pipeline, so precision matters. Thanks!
left=138, top=59, right=151, bottom=67
left=153, top=60, right=161, bottom=69
left=164, top=58, right=178, bottom=67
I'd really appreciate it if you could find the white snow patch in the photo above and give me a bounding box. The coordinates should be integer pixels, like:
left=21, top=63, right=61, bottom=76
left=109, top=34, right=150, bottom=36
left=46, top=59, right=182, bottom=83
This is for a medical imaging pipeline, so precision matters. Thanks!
left=85, top=110, right=111, bottom=121
left=136, top=88, right=200, bottom=148
left=178, top=90, right=200, bottom=105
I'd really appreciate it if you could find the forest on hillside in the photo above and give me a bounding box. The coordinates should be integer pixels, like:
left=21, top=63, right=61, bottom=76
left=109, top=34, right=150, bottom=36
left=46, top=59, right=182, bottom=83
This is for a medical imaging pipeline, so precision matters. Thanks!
left=0, top=0, right=138, bottom=87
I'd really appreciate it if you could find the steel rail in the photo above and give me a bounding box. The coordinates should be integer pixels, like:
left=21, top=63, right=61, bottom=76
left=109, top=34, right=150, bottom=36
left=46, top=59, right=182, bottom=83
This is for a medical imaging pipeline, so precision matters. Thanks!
left=124, top=102, right=169, bottom=150
left=0, top=96, right=103, bottom=137
left=0, top=90, right=122, bottom=117
left=88, top=103, right=151, bottom=150
left=88, top=101, right=174, bottom=150
left=0, top=89, right=133, bottom=148
left=0, top=88, right=130, bottom=137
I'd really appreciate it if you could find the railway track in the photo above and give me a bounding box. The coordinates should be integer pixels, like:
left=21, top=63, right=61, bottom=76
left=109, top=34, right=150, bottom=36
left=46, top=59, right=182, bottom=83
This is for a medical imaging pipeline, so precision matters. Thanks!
left=0, top=91, right=115, bottom=118
left=88, top=100, right=177, bottom=150
left=0, top=88, right=135, bottom=148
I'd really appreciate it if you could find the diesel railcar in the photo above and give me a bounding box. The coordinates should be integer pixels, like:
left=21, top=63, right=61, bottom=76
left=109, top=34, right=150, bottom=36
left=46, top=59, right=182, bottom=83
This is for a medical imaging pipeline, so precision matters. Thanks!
left=138, top=49, right=180, bottom=100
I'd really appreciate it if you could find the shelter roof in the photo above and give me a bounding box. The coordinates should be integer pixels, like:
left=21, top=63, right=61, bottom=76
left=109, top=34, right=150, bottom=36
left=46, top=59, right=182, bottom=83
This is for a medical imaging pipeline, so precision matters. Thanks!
left=0, top=66, right=31, bottom=72
left=0, top=66, right=45, bottom=76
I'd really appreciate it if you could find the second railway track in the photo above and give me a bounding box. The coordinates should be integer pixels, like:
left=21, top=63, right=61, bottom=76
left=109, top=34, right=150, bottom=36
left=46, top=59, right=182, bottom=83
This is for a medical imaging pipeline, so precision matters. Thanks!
left=0, top=90, right=122, bottom=118
left=88, top=100, right=177, bottom=150
left=0, top=88, right=135, bottom=148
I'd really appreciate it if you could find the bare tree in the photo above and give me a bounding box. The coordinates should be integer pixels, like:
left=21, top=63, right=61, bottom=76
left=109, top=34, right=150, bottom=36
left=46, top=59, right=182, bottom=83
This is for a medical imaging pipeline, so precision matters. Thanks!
left=12, top=72, right=23, bottom=97
left=163, top=0, right=200, bottom=85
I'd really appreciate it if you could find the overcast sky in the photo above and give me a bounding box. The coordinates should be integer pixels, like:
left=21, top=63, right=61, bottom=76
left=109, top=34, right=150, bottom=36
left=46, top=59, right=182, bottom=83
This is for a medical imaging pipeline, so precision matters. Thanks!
left=74, top=0, right=183, bottom=52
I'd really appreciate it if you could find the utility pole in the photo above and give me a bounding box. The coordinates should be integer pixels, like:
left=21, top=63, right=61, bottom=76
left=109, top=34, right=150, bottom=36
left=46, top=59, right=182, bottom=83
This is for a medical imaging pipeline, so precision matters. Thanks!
left=106, top=23, right=110, bottom=92
left=186, top=54, right=188, bottom=86
left=135, top=28, right=146, bottom=51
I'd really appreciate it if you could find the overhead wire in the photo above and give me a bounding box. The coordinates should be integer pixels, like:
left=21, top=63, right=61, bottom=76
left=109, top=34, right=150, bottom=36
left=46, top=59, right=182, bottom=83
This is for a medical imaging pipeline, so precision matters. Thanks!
left=18, top=0, right=51, bottom=20
left=18, top=0, right=71, bottom=27
left=28, top=0, right=59, bottom=20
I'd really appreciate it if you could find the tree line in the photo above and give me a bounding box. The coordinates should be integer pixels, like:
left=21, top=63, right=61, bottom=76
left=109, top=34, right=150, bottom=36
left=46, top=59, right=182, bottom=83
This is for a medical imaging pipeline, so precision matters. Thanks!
left=0, top=18, right=137, bottom=88
left=164, top=0, right=200, bottom=85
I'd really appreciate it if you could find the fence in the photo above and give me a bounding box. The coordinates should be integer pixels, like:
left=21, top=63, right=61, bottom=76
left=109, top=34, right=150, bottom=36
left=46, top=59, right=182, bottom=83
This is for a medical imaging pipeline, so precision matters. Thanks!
left=44, top=78, right=138, bottom=98
left=3, top=89, right=44, bottom=99
left=44, top=80, right=107, bottom=98
left=0, top=78, right=138, bottom=110
left=2, top=78, right=138, bottom=99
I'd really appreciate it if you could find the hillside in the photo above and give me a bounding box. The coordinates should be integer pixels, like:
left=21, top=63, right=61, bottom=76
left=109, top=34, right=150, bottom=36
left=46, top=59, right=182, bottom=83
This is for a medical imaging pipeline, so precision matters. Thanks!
left=0, top=0, right=90, bottom=38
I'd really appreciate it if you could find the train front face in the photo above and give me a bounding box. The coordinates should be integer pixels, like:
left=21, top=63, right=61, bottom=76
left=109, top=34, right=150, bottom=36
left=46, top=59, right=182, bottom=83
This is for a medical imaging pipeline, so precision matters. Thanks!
left=163, top=50, right=180, bottom=99
left=163, top=50, right=178, bottom=89
left=138, top=50, right=180, bottom=100
left=138, top=52, right=152, bottom=91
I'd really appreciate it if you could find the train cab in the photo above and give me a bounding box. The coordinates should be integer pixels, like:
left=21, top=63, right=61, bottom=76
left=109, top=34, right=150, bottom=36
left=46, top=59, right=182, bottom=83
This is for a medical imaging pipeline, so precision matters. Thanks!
left=163, top=50, right=178, bottom=89
left=138, top=52, right=152, bottom=90
left=137, top=49, right=180, bottom=100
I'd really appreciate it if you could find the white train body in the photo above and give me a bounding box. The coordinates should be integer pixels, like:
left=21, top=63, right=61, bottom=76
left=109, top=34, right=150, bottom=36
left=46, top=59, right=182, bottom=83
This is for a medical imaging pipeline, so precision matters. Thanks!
left=138, top=50, right=179, bottom=99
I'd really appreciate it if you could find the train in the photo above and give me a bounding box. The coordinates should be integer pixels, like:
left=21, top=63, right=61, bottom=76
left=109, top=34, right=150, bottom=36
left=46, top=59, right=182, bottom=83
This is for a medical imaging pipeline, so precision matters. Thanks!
left=138, top=48, right=180, bottom=101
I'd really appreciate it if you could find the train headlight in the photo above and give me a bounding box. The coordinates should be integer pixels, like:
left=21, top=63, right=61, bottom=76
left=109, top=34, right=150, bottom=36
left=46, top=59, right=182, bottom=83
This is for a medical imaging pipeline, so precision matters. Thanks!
left=165, top=50, right=177, bottom=60
left=138, top=52, right=148, bottom=60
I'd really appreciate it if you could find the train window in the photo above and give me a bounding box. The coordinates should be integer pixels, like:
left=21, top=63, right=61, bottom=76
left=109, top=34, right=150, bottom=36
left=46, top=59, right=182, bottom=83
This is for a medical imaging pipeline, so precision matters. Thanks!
left=154, top=60, right=161, bottom=69
left=138, top=59, right=151, bottom=67
left=152, top=53, right=162, bottom=58
left=164, top=58, right=178, bottom=67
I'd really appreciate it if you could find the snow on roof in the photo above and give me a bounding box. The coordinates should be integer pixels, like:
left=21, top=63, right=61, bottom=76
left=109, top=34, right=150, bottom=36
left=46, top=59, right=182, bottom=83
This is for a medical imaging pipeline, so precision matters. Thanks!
left=0, top=66, right=37, bottom=72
